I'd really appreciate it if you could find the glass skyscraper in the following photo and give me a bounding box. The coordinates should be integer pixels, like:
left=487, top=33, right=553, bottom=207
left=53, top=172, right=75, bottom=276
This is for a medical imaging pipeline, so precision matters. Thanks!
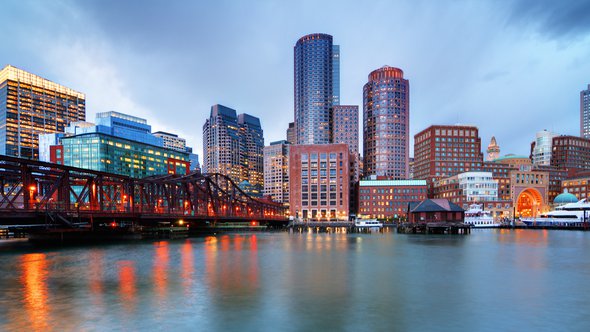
left=238, top=113, right=264, bottom=191
left=294, top=33, right=334, bottom=145
left=332, top=45, right=340, bottom=106
left=581, top=84, right=590, bottom=139
left=363, top=66, right=410, bottom=179
left=0, top=65, right=85, bottom=159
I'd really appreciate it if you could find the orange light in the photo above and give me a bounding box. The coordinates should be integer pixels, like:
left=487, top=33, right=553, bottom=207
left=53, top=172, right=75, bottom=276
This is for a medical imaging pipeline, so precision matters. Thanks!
left=178, top=219, right=184, bottom=226
left=29, top=185, right=36, bottom=192
left=111, top=222, right=117, bottom=227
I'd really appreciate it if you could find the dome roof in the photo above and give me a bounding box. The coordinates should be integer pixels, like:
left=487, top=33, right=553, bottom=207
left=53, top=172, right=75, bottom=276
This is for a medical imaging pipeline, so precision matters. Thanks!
left=553, top=192, right=578, bottom=204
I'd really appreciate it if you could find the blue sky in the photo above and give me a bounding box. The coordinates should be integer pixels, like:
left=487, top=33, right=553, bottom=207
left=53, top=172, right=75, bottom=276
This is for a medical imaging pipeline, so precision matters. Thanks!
left=1, top=0, right=589, bottom=158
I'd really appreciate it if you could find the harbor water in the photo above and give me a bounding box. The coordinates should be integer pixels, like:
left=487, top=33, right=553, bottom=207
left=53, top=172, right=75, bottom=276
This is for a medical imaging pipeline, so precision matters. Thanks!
left=1, top=229, right=590, bottom=331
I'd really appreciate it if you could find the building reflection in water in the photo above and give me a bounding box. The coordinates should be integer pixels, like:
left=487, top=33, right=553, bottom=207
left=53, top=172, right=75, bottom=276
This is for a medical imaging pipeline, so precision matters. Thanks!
left=88, top=250, right=104, bottom=307
left=20, top=253, right=50, bottom=332
left=181, top=239, right=195, bottom=294
left=118, top=260, right=136, bottom=313
left=153, top=241, right=169, bottom=301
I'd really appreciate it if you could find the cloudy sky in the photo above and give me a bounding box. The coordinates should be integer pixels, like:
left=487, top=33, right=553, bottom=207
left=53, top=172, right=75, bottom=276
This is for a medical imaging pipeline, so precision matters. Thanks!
left=2, top=0, right=589, bottom=158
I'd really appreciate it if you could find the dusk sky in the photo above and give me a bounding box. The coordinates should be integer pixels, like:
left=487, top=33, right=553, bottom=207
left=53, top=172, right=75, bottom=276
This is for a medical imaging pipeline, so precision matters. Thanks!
left=2, top=0, right=589, bottom=158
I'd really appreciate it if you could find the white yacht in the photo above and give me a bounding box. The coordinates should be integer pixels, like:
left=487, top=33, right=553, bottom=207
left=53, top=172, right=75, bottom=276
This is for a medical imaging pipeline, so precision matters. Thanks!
left=521, top=199, right=590, bottom=227
left=464, top=204, right=501, bottom=228
left=354, top=218, right=383, bottom=229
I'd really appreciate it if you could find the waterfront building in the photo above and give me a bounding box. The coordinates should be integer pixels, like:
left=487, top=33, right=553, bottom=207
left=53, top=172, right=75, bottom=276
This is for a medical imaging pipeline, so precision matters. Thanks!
left=363, top=66, right=410, bottom=180
left=358, top=178, right=427, bottom=220
left=289, top=144, right=350, bottom=220
left=509, top=166, right=549, bottom=218
left=332, top=45, right=340, bottom=106
left=582, top=84, right=590, bottom=139
left=294, top=33, right=334, bottom=145
left=95, top=111, right=162, bottom=146
left=0, top=65, right=85, bottom=159
left=530, top=129, right=558, bottom=166
left=238, top=113, right=264, bottom=191
left=413, top=125, right=482, bottom=183
left=407, top=199, right=465, bottom=223
left=263, top=140, right=290, bottom=205
left=203, top=104, right=242, bottom=180
left=333, top=105, right=359, bottom=154
left=550, top=135, right=590, bottom=177
left=153, top=131, right=186, bottom=152
left=286, top=122, right=296, bottom=145
left=562, top=176, right=590, bottom=201
left=486, top=136, right=500, bottom=161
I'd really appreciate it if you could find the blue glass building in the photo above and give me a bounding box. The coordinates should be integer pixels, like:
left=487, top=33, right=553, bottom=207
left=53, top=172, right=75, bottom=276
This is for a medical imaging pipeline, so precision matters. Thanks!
left=294, top=33, right=334, bottom=145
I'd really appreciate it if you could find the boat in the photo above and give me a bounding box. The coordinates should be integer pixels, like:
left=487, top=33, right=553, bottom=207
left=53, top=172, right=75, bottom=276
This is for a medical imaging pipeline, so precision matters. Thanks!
left=354, top=218, right=383, bottom=229
left=521, top=199, right=590, bottom=227
left=464, top=204, right=501, bottom=228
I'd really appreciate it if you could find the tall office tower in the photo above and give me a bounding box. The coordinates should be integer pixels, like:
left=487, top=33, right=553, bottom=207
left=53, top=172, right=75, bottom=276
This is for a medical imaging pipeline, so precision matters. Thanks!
left=263, top=140, right=290, bottom=204
left=413, top=125, right=483, bottom=182
left=153, top=131, right=187, bottom=152
left=286, top=122, right=296, bottom=145
left=294, top=33, right=334, bottom=144
left=363, top=66, right=409, bottom=179
left=550, top=135, right=590, bottom=177
left=203, top=104, right=242, bottom=181
left=238, top=113, right=264, bottom=189
left=0, top=65, right=85, bottom=159
left=486, top=136, right=500, bottom=161
left=333, top=105, right=359, bottom=154
left=581, top=84, right=590, bottom=139
left=332, top=45, right=340, bottom=106
left=531, top=129, right=559, bottom=166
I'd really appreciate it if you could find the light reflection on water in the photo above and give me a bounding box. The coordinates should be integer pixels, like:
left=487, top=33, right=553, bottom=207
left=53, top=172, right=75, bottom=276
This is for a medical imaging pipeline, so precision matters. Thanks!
left=1, top=230, right=590, bottom=331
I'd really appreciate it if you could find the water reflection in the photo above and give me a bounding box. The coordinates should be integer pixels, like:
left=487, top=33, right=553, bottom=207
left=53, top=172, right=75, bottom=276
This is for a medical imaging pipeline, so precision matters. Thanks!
left=180, top=239, right=194, bottom=293
left=88, top=250, right=104, bottom=306
left=20, top=253, right=49, bottom=332
left=153, top=241, right=169, bottom=300
left=118, top=260, right=136, bottom=313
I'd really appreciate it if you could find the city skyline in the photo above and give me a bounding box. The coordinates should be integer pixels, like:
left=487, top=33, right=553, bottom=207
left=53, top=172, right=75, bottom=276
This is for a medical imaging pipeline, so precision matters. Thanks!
left=1, top=1, right=589, bottom=157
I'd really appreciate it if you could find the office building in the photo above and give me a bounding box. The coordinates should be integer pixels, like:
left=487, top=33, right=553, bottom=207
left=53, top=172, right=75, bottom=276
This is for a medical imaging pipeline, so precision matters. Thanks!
left=0, top=65, right=85, bottom=159
left=332, top=105, right=359, bottom=154
left=550, top=135, right=590, bottom=177
left=582, top=84, right=590, bottom=139
left=358, top=178, right=427, bottom=220
left=263, top=140, right=290, bottom=204
left=238, top=113, right=264, bottom=190
left=332, top=45, right=340, bottom=106
left=363, top=66, right=409, bottom=179
left=289, top=144, right=350, bottom=220
left=286, top=122, right=296, bottom=145
left=294, top=33, right=334, bottom=145
left=530, top=129, right=558, bottom=166
left=153, top=131, right=186, bottom=152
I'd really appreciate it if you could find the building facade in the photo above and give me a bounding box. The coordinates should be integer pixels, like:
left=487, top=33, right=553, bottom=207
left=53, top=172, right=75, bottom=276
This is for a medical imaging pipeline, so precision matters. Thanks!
left=238, top=113, right=264, bottom=190
left=153, top=131, right=186, bottom=152
left=289, top=144, right=349, bottom=220
left=486, top=136, right=500, bottom=161
left=413, top=125, right=482, bottom=183
left=286, top=122, right=296, bottom=145
left=332, top=105, right=359, bottom=154
left=358, top=179, right=427, bottom=220
left=562, top=177, right=590, bottom=201
left=363, top=66, right=410, bottom=180
left=582, top=84, right=590, bottom=139
left=294, top=33, right=334, bottom=145
left=531, top=129, right=558, bottom=166
left=263, top=140, right=290, bottom=205
left=550, top=135, right=590, bottom=177
left=332, top=45, right=340, bottom=106
left=0, top=65, right=85, bottom=159
left=203, top=104, right=242, bottom=180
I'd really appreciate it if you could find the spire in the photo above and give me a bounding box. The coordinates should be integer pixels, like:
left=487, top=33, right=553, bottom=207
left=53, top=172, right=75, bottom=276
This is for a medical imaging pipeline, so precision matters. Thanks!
left=486, top=136, right=500, bottom=161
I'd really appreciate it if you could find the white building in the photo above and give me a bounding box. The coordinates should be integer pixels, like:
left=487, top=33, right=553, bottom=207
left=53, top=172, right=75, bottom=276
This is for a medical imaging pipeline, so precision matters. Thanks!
left=457, top=171, right=498, bottom=202
left=153, top=131, right=186, bottom=152
left=263, top=140, right=289, bottom=204
left=531, top=130, right=558, bottom=166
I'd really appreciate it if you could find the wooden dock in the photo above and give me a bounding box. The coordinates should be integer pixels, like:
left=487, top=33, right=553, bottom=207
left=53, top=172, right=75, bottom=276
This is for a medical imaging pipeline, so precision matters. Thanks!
left=287, top=221, right=383, bottom=233
left=397, top=222, right=471, bottom=235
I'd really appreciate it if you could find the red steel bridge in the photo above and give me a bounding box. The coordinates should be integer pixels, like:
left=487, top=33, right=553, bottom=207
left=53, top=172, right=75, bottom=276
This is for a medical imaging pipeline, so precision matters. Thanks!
left=0, top=155, right=287, bottom=229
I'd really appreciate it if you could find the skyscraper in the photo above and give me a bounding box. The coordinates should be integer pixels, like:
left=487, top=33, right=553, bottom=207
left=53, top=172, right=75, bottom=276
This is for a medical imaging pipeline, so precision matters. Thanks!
left=203, top=104, right=242, bottom=180
left=0, top=65, right=85, bottom=159
left=332, top=45, right=340, bottom=106
left=294, top=33, right=334, bottom=145
left=531, top=129, right=558, bottom=166
left=263, top=140, right=290, bottom=204
left=286, top=122, right=296, bottom=145
left=332, top=105, right=359, bottom=154
left=363, top=66, right=409, bottom=179
left=581, top=84, right=590, bottom=139
left=238, top=113, right=264, bottom=190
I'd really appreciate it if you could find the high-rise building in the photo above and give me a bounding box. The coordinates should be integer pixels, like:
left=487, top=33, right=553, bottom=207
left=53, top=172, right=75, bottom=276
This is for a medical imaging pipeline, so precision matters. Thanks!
left=203, top=104, right=264, bottom=189
left=0, top=65, right=85, bottom=159
left=286, top=122, right=296, bottom=145
left=153, top=131, right=186, bottom=152
left=94, top=111, right=162, bottom=146
left=581, top=84, right=590, bottom=139
left=486, top=136, right=500, bottom=161
left=294, top=33, right=334, bottom=145
left=413, top=125, right=483, bottom=183
left=363, top=66, right=409, bottom=179
left=263, top=140, right=290, bottom=204
left=333, top=105, right=359, bottom=154
left=550, top=135, right=590, bottom=177
left=238, top=113, right=264, bottom=190
left=531, top=129, right=559, bottom=166
left=289, top=144, right=350, bottom=220
left=203, top=104, right=242, bottom=180
left=332, top=45, right=340, bottom=106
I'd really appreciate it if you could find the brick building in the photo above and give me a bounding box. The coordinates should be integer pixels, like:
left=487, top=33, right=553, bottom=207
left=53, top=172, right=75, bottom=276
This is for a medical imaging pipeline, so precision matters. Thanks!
left=358, top=178, right=427, bottom=220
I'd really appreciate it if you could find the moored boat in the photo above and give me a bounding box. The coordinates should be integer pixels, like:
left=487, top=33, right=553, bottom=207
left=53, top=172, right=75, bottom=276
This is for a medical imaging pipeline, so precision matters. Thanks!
left=464, top=204, right=501, bottom=228
left=521, top=199, right=590, bottom=227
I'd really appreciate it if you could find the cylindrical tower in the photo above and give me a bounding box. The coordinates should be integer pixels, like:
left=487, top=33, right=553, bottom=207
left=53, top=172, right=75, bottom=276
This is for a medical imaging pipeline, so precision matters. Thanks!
left=294, top=33, right=333, bottom=145
left=363, top=66, right=410, bottom=179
